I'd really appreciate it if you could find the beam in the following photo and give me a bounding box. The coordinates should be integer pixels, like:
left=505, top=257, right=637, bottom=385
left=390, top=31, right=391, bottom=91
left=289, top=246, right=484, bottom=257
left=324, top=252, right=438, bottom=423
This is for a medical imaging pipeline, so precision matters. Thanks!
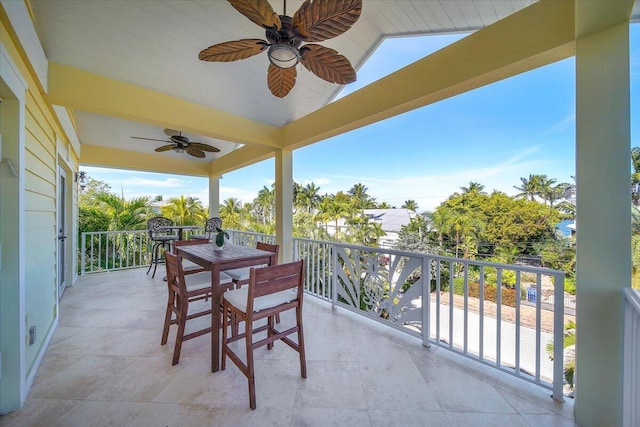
left=282, top=0, right=576, bottom=150
left=46, top=62, right=281, bottom=149
left=81, top=145, right=210, bottom=176
left=210, top=145, right=274, bottom=175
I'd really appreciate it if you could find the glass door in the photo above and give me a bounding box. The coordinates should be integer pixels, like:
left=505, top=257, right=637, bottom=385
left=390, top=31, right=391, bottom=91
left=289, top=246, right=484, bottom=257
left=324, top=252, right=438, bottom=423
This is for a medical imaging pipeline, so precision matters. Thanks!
left=57, top=167, right=67, bottom=299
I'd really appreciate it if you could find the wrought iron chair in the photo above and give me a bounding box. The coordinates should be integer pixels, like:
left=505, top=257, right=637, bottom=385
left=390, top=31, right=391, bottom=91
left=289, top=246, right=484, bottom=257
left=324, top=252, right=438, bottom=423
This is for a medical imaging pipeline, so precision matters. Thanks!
left=190, top=216, right=223, bottom=241
left=146, top=216, right=178, bottom=278
left=221, top=260, right=306, bottom=410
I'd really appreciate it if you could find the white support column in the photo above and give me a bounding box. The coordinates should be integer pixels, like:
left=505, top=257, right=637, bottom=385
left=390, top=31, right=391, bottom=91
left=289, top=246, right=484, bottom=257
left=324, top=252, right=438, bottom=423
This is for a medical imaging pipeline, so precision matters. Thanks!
left=208, top=174, right=221, bottom=217
left=574, top=21, right=630, bottom=426
left=274, top=149, right=293, bottom=263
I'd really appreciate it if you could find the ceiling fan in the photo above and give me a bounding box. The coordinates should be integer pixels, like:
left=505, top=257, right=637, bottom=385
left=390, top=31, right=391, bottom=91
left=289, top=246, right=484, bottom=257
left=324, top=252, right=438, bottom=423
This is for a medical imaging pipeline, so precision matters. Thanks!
left=131, top=129, right=220, bottom=159
left=199, top=0, right=362, bottom=98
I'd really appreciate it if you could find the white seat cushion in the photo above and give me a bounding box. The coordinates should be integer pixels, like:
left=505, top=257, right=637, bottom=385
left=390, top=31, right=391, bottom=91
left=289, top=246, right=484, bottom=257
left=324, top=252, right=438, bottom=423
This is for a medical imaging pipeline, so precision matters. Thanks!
left=182, top=259, right=205, bottom=273
left=225, top=267, right=251, bottom=281
left=184, top=271, right=233, bottom=292
left=224, top=287, right=296, bottom=313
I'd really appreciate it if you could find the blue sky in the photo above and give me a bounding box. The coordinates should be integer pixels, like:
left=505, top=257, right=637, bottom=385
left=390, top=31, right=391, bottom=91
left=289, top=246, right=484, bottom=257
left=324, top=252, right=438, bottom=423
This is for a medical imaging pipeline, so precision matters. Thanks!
left=84, top=25, right=639, bottom=213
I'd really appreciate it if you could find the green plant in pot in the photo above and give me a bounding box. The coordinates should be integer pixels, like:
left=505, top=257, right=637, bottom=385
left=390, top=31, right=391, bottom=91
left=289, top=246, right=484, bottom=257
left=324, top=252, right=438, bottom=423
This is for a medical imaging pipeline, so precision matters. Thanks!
left=214, top=227, right=229, bottom=250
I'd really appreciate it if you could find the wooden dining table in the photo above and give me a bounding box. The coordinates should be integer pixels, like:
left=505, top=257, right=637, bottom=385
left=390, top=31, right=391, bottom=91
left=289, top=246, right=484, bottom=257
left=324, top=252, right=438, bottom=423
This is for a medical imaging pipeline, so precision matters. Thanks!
left=176, top=242, right=277, bottom=372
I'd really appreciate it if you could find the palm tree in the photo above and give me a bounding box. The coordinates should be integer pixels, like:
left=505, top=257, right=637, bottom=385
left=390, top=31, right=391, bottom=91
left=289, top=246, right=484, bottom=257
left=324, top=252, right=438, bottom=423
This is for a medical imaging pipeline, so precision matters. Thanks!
left=431, top=210, right=450, bottom=247
left=319, top=194, right=352, bottom=238
left=345, top=214, right=385, bottom=246
left=252, top=184, right=275, bottom=226
left=446, top=213, right=484, bottom=258
left=402, top=200, right=419, bottom=211
left=220, top=197, right=243, bottom=229
left=514, top=174, right=541, bottom=201
left=94, top=193, right=152, bottom=231
left=546, top=320, right=576, bottom=391
left=161, top=195, right=207, bottom=225
left=348, top=183, right=375, bottom=209
left=536, top=175, right=558, bottom=205
left=296, top=182, right=321, bottom=213
left=81, top=193, right=152, bottom=269
left=460, top=181, right=486, bottom=195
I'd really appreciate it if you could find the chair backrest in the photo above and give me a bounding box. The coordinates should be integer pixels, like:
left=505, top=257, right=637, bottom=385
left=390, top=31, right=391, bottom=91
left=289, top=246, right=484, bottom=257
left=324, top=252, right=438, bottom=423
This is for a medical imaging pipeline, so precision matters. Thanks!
left=203, top=217, right=223, bottom=233
left=248, top=260, right=304, bottom=303
left=165, top=251, right=186, bottom=295
left=173, top=238, right=209, bottom=254
left=148, top=216, right=173, bottom=238
left=256, top=242, right=279, bottom=265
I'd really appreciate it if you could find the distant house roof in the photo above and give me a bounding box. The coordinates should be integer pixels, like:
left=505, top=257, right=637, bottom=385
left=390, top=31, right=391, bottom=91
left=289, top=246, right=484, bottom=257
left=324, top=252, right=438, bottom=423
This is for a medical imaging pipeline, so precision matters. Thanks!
left=363, top=209, right=416, bottom=233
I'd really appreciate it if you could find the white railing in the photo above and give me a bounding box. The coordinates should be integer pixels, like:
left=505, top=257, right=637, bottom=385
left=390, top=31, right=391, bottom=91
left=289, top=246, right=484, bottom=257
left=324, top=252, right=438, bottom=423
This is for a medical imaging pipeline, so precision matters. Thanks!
left=227, top=229, right=276, bottom=247
left=78, top=229, right=566, bottom=399
left=293, top=239, right=565, bottom=401
left=80, top=230, right=151, bottom=273
left=623, top=288, right=640, bottom=427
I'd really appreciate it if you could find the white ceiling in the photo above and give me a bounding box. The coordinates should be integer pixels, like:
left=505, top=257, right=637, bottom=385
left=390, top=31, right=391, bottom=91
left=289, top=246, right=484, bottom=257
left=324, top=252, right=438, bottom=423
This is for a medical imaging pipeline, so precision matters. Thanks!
left=28, top=0, right=639, bottom=164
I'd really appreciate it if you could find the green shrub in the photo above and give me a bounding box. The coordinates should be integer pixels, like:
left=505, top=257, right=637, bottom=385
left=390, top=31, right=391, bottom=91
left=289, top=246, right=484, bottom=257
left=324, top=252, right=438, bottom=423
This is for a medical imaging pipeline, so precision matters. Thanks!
left=449, top=277, right=517, bottom=307
left=564, top=276, right=576, bottom=295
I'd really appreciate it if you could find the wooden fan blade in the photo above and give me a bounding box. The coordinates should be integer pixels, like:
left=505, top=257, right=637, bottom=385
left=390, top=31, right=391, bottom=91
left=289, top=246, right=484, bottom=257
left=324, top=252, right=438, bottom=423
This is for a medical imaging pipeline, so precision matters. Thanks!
left=190, top=142, right=220, bottom=153
left=186, top=147, right=206, bottom=158
left=132, top=136, right=170, bottom=143
left=155, top=145, right=175, bottom=152
left=199, top=39, right=269, bottom=62
left=300, top=44, right=356, bottom=84
left=293, top=0, right=362, bottom=42
left=267, top=64, right=296, bottom=98
left=164, top=128, right=179, bottom=137
left=228, top=0, right=281, bottom=30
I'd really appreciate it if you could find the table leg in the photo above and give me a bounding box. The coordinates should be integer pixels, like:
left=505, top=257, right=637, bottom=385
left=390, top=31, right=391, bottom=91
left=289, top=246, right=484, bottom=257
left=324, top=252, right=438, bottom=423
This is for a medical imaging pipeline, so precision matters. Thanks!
left=211, top=264, right=221, bottom=372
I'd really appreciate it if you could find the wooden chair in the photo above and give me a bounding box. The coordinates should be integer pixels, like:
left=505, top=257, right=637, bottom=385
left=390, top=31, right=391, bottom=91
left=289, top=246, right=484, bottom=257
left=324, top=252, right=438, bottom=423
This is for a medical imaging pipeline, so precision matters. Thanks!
left=161, top=251, right=234, bottom=365
left=225, top=242, right=281, bottom=330
left=146, top=216, right=177, bottom=278
left=173, top=239, right=208, bottom=275
left=190, top=217, right=222, bottom=241
left=226, top=242, right=280, bottom=287
left=221, top=260, right=306, bottom=410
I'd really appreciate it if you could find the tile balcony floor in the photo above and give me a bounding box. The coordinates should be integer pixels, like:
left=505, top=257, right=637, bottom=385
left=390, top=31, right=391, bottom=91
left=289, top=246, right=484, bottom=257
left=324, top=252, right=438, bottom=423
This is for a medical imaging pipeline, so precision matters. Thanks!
left=1, top=268, right=576, bottom=427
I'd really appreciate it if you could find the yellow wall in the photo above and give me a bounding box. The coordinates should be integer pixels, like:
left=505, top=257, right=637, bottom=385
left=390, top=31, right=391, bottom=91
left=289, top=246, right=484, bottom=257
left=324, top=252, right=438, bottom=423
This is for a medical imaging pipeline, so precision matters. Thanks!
left=0, top=9, right=78, bottom=381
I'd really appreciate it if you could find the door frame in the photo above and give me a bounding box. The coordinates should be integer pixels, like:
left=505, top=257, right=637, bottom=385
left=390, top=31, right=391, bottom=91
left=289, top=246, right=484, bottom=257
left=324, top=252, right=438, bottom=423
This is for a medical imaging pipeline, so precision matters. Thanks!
left=56, top=165, right=70, bottom=300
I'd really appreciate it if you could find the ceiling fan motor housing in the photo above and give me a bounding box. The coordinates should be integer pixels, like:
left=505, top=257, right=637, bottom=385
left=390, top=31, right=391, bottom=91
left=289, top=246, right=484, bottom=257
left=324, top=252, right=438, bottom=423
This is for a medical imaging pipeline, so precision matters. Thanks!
left=171, top=134, right=190, bottom=145
left=266, top=15, right=302, bottom=47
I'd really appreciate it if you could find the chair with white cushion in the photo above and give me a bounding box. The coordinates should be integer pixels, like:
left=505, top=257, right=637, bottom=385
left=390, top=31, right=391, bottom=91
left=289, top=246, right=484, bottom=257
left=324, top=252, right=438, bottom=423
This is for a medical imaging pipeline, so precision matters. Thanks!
left=221, top=260, right=306, bottom=410
left=173, top=239, right=209, bottom=275
left=226, top=242, right=279, bottom=287
left=161, top=251, right=234, bottom=365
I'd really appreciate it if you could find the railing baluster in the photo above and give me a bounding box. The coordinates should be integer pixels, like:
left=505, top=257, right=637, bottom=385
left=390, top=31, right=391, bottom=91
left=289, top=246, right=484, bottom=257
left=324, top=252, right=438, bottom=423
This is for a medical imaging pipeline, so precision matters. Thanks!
left=496, top=268, right=502, bottom=368
left=552, top=273, right=565, bottom=402
left=449, top=261, right=454, bottom=350
left=464, top=263, right=469, bottom=354
left=479, top=265, right=484, bottom=361
left=535, top=273, right=542, bottom=383
left=515, top=270, right=521, bottom=375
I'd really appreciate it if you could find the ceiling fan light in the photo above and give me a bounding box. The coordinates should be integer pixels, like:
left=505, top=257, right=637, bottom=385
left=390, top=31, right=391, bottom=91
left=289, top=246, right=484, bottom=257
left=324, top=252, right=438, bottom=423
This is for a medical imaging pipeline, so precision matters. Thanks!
left=173, top=147, right=185, bottom=154
left=268, top=43, right=300, bottom=69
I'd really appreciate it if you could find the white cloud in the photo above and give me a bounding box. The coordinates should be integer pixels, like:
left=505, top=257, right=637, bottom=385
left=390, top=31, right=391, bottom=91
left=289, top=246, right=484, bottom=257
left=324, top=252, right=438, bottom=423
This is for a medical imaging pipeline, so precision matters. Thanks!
left=319, top=146, right=562, bottom=212
left=220, top=186, right=259, bottom=205
left=540, top=114, right=575, bottom=135
left=119, top=177, right=188, bottom=188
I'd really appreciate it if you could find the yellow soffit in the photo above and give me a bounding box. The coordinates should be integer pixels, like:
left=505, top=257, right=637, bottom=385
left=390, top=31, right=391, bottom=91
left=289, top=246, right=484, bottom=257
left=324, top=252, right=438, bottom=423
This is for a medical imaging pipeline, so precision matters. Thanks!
left=45, top=62, right=282, bottom=149
left=81, top=144, right=211, bottom=177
